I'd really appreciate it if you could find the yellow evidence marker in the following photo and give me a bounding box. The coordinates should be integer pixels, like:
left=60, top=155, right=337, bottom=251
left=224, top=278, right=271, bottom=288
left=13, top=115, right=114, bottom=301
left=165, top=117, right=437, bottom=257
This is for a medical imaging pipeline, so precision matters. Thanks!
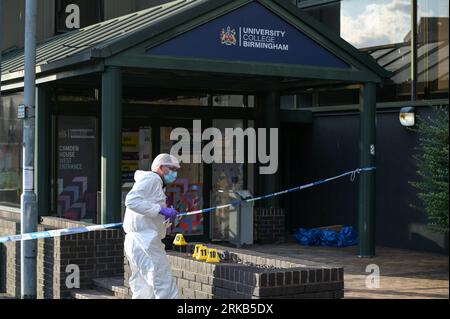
left=195, top=245, right=208, bottom=261
left=206, top=248, right=221, bottom=263
left=173, top=233, right=187, bottom=246
left=192, top=244, right=203, bottom=259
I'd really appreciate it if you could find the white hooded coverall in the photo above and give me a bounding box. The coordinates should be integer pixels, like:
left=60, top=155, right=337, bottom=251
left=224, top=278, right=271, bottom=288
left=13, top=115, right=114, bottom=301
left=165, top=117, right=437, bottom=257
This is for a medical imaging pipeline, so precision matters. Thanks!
left=123, top=170, right=179, bottom=299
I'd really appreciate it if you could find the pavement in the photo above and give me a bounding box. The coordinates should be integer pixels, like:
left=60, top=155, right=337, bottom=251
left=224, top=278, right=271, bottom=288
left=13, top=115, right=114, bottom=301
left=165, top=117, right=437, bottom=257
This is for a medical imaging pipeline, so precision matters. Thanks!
left=1, top=243, right=447, bottom=299
left=240, top=243, right=449, bottom=299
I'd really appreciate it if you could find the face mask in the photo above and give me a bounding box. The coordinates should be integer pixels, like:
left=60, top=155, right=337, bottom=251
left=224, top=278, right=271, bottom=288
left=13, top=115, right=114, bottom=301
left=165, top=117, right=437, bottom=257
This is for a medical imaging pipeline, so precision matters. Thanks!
left=164, top=170, right=178, bottom=184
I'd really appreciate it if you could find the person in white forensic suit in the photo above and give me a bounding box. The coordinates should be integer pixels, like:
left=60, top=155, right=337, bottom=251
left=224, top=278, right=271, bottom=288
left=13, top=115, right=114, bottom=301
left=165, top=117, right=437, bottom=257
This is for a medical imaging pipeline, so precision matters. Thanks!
left=123, top=153, right=181, bottom=299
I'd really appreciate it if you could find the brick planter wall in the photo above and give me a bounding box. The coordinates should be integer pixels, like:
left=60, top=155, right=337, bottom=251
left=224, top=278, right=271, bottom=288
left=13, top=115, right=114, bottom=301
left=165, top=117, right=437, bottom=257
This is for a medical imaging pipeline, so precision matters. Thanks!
left=168, top=253, right=343, bottom=299
left=0, top=214, right=125, bottom=299
left=0, top=215, right=21, bottom=297
left=37, top=217, right=125, bottom=299
left=254, top=208, right=285, bottom=244
left=124, top=243, right=344, bottom=299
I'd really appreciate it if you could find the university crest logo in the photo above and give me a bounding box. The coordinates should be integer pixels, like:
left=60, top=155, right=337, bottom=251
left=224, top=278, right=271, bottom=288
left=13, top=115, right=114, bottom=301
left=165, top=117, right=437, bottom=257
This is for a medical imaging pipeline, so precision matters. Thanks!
left=220, top=26, right=237, bottom=46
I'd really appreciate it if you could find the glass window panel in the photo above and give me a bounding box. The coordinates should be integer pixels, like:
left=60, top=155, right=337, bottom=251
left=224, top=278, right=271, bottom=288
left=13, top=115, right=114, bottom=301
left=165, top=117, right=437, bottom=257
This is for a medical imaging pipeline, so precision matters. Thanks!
left=318, top=89, right=359, bottom=106
left=212, top=95, right=252, bottom=107
left=0, top=93, right=23, bottom=208
left=160, top=126, right=204, bottom=236
left=369, top=48, right=396, bottom=60
left=384, top=51, right=411, bottom=72
left=281, top=95, right=297, bottom=110
left=418, top=44, right=447, bottom=74
left=125, top=91, right=256, bottom=107
left=417, top=0, right=449, bottom=94
left=302, top=0, right=416, bottom=103
left=247, top=95, right=256, bottom=108
left=129, top=94, right=209, bottom=106
left=392, top=66, right=412, bottom=84
left=418, top=44, right=449, bottom=82
left=247, top=120, right=255, bottom=197
left=340, top=0, right=411, bottom=49
left=377, top=46, right=411, bottom=69
left=121, top=126, right=152, bottom=222
left=298, top=93, right=314, bottom=108
left=122, top=127, right=152, bottom=183
left=299, top=0, right=448, bottom=102
left=418, top=60, right=447, bottom=83
left=210, top=119, right=245, bottom=241
left=304, top=2, right=341, bottom=32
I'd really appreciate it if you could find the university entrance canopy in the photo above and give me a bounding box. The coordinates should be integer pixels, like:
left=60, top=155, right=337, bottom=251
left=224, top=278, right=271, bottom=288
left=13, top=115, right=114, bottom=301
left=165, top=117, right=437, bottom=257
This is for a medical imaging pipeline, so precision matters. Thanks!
left=1, top=0, right=389, bottom=88
left=0, top=0, right=391, bottom=257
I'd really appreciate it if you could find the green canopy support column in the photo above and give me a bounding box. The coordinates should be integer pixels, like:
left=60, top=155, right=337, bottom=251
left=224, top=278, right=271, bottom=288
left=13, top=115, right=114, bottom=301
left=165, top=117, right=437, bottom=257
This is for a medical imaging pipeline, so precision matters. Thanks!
left=35, top=85, right=51, bottom=217
left=260, top=90, right=281, bottom=208
left=101, top=66, right=123, bottom=224
left=358, top=82, right=377, bottom=258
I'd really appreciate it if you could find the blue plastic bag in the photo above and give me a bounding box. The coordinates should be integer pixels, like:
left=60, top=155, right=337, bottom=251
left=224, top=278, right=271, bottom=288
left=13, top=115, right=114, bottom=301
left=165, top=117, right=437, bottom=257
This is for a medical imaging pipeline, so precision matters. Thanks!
left=321, top=229, right=340, bottom=247
left=294, top=228, right=321, bottom=246
left=339, top=226, right=358, bottom=247
left=294, top=226, right=358, bottom=247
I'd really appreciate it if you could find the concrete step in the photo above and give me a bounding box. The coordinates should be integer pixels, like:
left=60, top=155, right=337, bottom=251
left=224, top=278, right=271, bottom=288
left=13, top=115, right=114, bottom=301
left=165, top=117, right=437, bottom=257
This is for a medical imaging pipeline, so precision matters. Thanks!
left=92, top=277, right=130, bottom=299
left=71, top=289, right=119, bottom=299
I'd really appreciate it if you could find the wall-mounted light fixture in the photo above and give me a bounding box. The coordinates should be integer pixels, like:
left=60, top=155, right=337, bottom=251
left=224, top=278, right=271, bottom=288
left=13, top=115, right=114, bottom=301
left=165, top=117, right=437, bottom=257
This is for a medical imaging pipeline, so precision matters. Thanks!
left=399, top=107, right=416, bottom=127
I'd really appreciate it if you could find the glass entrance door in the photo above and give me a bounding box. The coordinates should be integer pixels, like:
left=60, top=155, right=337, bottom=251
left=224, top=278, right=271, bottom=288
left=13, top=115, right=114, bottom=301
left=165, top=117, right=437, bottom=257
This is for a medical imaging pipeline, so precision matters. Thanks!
left=122, top=118, right=206, bottom=238
left=210, top=119, right=245, bottom=241
left=121, top=115, right=254, bottom=241
left=121, top=123, right=153, bottom=222
left=160, top=120, right=205, bottom=237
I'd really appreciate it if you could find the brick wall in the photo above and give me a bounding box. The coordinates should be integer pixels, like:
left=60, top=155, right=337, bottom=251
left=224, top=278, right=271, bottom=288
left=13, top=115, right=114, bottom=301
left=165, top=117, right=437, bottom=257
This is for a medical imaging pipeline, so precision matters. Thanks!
left=0, top=210, right=21, bottom=220
left=0, top=215, right=21, bottom=297
left=124, top=244, right=344, bottom=299
left=254, top=208, right=285, bottom=244
left=167, top=253, right=344, bottom=299
left=37, top=217, right=125, bottom=299
left=0, top=214, right=125, bottom=299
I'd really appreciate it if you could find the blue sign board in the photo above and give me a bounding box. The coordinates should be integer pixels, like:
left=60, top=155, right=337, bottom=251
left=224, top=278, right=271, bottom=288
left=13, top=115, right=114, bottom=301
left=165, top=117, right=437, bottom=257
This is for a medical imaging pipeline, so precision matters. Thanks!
left=147, top=2, right=350, bottom=69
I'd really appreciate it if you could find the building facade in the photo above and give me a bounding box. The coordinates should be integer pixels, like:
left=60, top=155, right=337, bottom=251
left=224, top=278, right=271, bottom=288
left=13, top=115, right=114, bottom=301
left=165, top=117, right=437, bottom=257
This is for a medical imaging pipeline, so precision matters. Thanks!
left=0, top=0, right=448, bottom=254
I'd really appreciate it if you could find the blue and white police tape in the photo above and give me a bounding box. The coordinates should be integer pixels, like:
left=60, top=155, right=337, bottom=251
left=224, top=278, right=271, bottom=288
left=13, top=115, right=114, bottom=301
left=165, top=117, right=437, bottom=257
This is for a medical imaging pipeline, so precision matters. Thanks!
left=0, top=167, right=375, bottom=244
left=177, top=167, right=376, bottom=217
left=0, top=223, right=123, bottom=244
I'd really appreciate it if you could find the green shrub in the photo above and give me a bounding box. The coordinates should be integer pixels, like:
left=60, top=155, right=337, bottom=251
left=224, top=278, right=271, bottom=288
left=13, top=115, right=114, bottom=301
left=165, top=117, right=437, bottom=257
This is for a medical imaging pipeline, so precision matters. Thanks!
left=410, top=106, right=449, bottom=232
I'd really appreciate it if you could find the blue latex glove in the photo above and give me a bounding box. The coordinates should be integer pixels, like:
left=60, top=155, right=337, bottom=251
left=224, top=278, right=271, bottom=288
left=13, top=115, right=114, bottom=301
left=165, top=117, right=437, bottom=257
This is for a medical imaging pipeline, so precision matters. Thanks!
left=159, top=207, right=179, bottom=222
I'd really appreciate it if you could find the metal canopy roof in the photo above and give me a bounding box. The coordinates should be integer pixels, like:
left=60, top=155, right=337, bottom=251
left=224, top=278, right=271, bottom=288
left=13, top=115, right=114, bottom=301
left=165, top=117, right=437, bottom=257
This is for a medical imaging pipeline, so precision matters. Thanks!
left=1, top=0, right=198, bottom=76
left=1, top=0, right=391, bottom=88
left=364, top=41, right=449, bottom=85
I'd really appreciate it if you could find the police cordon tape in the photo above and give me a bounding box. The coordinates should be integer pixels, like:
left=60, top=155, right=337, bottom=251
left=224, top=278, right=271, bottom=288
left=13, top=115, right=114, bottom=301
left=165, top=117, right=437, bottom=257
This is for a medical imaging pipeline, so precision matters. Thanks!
left=0, top=223, right=124, bottom=244
left=0, top=167, right=375, bottom=244
left=178, top=167, right=376, bottom=217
